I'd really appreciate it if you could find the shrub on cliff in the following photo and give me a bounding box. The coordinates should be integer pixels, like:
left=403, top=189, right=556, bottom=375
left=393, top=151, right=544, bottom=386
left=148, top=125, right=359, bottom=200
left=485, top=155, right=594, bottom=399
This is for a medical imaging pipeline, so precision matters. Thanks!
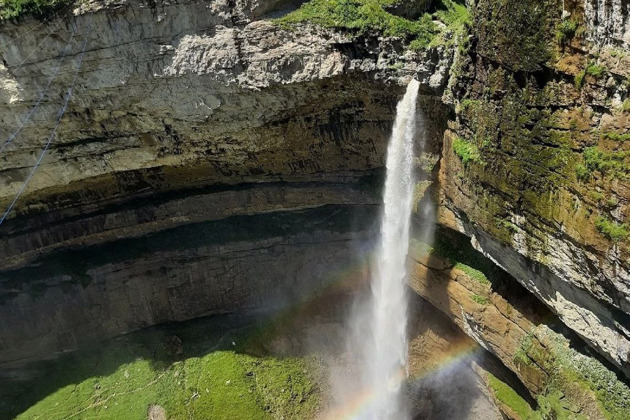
left=0, top=0, right=71, bottom=20
left=276, top=0, right=469, bottom=51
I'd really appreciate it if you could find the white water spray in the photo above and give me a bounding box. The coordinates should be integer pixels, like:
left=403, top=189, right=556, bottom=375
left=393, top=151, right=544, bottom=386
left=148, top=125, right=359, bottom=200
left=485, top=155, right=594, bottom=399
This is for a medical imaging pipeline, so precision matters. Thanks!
left=359, top=79, right=421, bottom=419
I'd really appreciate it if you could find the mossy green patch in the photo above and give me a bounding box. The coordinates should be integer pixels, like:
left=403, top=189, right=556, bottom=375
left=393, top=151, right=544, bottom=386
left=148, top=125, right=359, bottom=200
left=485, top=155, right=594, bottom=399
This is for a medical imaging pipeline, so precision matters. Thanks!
left=602, top=131, right=630, bottom=142
left=453, top=136, right=483, bottom=165
left=455, top=263, right=490, bottom=285
left=582, top=146, right=630, bottom=179
left=487, top=372, right=535, bottom=419
left=471, top=293, right=489, bottom=305
left=595, top=216, right=629, bottom=242
left=513, top=328, right=630, bottom=420
left=473, top=0, right=559, bottom=71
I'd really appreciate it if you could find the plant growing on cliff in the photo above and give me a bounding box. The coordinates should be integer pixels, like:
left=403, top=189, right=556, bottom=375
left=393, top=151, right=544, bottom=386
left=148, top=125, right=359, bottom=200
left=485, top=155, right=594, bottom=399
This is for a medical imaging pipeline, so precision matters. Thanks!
left=575, top=70, right=586, bottom=90
left=602, top=131, right=630, bottom=142
left=452, top=136, right=483, bottom=165
left=595, top=216, right=629, bottom=241
left=556, top=19, right=578, bottom=45
left=0, top=0, right=71, bottom=20
left=486, top=373, right=535, bottom=419
left=277, top=0, right=437, bottom=45
left=582, top=146, right=630, bottom=178
left=586, top=62, right=607, bottom=78
left=276, top=0, right=469, bottom=51
left=471, top=294, right=489, bottom=305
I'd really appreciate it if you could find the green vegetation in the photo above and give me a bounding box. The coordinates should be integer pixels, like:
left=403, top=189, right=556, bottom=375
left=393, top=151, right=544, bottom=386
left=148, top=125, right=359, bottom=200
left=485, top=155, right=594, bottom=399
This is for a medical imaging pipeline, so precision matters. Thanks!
left=576, top=62, right=607, bottom=89
left=602, top=131, right=630, bottom=142
left=496, top=218, right=519, bottom=234
left=556, top=19, right=577, bottom=45
left=543, top=329, right=630, bottom=420
left=276, top=0, right=469, bottom=51
left=471, top=294, right=489, bottom=305
left=582, top=146, right=630, bottom=178
left=575, top=163, right=590, bottom=181
left=0, top=0, right=71, bottom=20
left=427, top=0, right=470, bottom=48
left=410, top=226, right=503, bottom=289
left=586, top=62, right=607, bottom=78
left=453, top=136, right=483, bottom=165
left=575, top=70, right=586, bottom=90
left=456, top=263, right=491, bottom=285
left=595, top=216, right=629, bottom=241
left=487, top=373, right=534, bottom=419
left=512, top=328, right=630, bottom=420
left=3, top=316, right=321, bottom=419
left=277, top=0, right=436, bottom=48
left=622, top=99, right=630, bottom=112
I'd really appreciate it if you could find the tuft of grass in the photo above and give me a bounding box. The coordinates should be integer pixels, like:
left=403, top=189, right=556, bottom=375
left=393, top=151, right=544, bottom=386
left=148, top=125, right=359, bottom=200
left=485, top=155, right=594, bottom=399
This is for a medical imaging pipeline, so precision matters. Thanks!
left=595, top=216, right=629, bottom=242
left=471, top=294, right=489, bottom=305
left=455, top=263, right=491, bottom=285
left=556, top=19, right=578, bottom=45
left=622, top=99, right=630, bottom=112
left=575, top=163, right=590, bottom=181
left=585, top=62, right=607, bottom=78
left=487, top=372, right=534, bottom=419
left=452, top=136, right=483, bottom=165
left=575, top=62, right=607, bottom=90
left=575, top=70, right=586, bottom=90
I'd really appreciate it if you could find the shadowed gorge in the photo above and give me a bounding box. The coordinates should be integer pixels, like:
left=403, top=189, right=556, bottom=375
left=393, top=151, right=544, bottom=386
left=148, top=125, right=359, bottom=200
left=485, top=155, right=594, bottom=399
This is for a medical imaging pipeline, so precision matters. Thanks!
left=1, top=0, right=630, bottom=418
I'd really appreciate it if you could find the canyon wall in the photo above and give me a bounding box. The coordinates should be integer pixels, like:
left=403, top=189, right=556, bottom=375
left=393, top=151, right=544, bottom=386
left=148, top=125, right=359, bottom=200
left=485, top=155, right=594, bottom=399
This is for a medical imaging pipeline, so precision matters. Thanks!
left=1, top=0, right=629, bottom=417
left=0, top=0, right=451, bottom=363
left=438, top=0, right=630, bottom=378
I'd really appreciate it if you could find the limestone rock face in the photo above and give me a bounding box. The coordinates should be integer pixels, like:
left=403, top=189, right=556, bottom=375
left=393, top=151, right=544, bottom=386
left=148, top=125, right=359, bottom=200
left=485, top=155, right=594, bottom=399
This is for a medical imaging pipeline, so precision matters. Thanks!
left=584, top=0, right=630, bottom=47
left=0, top=0, right=452, bottom=364
left=407, top=230, right=630, bottom=419
left=439, top=0, right=630, bottom=377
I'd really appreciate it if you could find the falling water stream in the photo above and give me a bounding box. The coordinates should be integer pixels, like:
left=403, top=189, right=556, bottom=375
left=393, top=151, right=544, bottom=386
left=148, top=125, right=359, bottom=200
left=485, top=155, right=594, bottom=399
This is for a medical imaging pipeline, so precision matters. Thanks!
left=363, top=79, right=420, bottom=419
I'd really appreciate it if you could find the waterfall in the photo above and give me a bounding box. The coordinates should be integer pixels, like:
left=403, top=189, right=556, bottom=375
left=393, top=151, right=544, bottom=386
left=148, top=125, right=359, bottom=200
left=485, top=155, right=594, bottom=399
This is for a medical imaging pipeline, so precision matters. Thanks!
left=363, top=79, right=420, bottom=419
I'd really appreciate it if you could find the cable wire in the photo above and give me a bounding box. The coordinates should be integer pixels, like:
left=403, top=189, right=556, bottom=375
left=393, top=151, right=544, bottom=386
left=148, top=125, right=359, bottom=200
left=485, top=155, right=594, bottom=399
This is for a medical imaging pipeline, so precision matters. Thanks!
left=0, top=3, right=75, bottom=50
left=0, top=15, right=92, bottom=227
left=0, top=21, right=78, bottom=154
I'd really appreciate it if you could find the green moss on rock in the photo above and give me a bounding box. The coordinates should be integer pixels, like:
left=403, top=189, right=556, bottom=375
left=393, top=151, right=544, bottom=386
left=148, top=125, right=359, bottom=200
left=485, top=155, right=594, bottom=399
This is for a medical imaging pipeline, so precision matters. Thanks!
left=453, top=136, right=483, bottom=165
left=595, top=216, right=629, bottom=242
left=473, top=0, right=561, bottom=71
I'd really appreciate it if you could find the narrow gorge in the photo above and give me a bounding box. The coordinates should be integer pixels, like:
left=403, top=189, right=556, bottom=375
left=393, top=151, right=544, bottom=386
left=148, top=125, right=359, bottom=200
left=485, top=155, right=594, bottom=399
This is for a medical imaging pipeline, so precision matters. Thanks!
left=0, top=0, right=629, bottom=419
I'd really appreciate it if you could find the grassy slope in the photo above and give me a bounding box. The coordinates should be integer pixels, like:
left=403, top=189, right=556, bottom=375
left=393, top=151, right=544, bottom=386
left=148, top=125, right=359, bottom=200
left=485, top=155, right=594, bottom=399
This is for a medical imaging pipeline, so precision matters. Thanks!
left=276, top=0, right=468, bottom=51
left=3, top=315, right=321, bottom=420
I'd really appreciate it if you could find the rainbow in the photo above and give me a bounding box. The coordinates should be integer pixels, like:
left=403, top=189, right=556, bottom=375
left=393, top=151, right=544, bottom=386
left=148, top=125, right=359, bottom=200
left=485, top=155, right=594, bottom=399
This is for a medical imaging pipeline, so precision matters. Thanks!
left=318, top=339, right=480, bottom=420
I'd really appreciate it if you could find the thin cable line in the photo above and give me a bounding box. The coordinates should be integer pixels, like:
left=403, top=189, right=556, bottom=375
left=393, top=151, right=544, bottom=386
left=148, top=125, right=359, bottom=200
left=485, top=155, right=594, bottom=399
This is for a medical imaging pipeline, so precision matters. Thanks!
left=0, top=21, right=78, bottom=154
left=0, top=15, right=92, bottom=227
left=0, top=3, right=75, bottom=50
left=7, top=16, right=72, bottom=72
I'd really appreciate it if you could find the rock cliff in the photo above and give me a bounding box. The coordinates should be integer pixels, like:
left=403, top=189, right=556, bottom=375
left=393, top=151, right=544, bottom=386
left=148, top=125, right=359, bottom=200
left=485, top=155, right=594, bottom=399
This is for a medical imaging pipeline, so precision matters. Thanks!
left=1, top=0, right=630, bottom=417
